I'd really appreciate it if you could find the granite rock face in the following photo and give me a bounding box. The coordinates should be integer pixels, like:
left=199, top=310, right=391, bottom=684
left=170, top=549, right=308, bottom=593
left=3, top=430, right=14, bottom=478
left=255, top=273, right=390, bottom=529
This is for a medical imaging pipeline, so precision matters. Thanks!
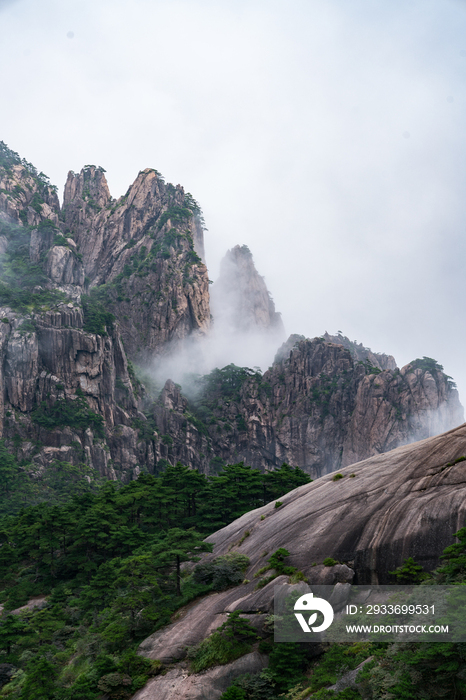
left=133, top=424, right=466, bottom=698
left=0, top=161, right=60, bottom=227
left=0, top=143, right=463, bottom=481
left=168, top=336, right=463, bottom=477
left=0, top=147, right=210, bottom=477
left=210, top=244, right=284, bottom=335
left=62, top=165, right=210, bottom=359
left=321, top=331, right=396, bottom=371
left=131, top=653, right=268, bottom=700
left=202, top=422, right=466, bottom=583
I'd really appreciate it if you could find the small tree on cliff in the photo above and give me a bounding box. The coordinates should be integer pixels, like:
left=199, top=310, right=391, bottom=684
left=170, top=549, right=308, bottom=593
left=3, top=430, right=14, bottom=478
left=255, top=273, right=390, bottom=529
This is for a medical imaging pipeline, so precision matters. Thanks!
left=151, top=528, right=212, bottom=596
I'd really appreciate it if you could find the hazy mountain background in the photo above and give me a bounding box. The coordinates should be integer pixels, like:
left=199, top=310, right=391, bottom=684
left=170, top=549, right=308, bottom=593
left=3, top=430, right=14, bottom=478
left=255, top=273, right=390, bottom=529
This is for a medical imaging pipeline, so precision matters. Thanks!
left=1, top=0, right=465, bottom=398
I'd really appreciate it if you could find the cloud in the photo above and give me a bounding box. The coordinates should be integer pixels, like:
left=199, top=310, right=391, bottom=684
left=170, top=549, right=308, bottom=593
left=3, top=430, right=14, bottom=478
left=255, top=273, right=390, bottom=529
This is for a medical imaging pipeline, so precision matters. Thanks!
left=1, top=0, right=465, bottom=405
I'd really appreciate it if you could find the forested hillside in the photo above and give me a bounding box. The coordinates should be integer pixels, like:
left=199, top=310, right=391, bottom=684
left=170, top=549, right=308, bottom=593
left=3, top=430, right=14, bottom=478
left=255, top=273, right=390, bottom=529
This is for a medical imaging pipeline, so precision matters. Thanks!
left=0, top=141, right=465, bottom=699
left=0, top=462, right=310, bottom=698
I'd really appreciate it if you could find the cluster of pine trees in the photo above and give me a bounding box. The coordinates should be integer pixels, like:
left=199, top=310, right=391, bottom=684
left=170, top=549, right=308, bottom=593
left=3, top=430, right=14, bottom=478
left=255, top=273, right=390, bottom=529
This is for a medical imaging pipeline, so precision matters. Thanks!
left=0, top=461, right=310, bottom=699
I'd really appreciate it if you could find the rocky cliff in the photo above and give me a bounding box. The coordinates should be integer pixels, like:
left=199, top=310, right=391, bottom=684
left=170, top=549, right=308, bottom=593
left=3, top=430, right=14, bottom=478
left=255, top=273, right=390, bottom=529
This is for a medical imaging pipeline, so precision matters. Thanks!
left=160, top=336, right=463, bottom=477
left=62, top=165, right=210, bottom=358
left=0, top=142, right=210, bottom=479
left=0, top=140, right=462, bottom=483
left=133, top=423, right=466, bottom=699
left=210, top=244, right=284, bottom=335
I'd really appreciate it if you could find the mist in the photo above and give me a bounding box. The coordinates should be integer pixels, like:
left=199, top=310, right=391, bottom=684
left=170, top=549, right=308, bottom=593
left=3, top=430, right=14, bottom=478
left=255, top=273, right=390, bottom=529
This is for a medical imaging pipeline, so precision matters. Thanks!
left=1, top=0, right=465, bottom=404
left=147, top=244, right=287, bottom=393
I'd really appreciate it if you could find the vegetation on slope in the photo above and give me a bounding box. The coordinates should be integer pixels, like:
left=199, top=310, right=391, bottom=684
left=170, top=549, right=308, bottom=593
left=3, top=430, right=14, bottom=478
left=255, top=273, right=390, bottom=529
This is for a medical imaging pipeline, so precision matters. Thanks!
left=0, top=461, right=310, bottom=699
left=219, top=533, right=466, bottom=700
left=0, top=219, right=67, bottom=313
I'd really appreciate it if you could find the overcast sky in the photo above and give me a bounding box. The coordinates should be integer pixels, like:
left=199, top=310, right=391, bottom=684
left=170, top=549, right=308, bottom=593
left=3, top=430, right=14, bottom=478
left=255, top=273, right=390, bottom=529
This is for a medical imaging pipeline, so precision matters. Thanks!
left=1, top=0, right=465, bottom=406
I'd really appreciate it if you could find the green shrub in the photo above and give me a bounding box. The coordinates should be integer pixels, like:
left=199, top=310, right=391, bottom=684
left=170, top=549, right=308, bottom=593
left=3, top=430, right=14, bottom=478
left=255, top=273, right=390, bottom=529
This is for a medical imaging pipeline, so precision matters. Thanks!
left=82, top=288, right=114, bottom=335
left=219, top=687, right=247, bottom=700
left=32, top=388, right=104, bottom=437
left=389, top=557, right=429, bottom=584
left=238, top=530, right=250, bottom=545
left=437, top=526, right=466, bottom=581
left=18, top=319, right=36, bottom=334
left=446, top=455, right=466, bottom=467
left=268, top=548, right=295, bottom=575
left=224, top=670, right=278, bottom=699
left=332, top=473, right=344, bottom=481
left=53, top=233, right=69, bottom=247
left=275, top=501, right=283, bottom=508
left=323, top=557, right=339, bottom=567
left=157, top=206, right=193, bottom=230
left=255, top=574, right=277, bottom=589
left=188, top=611, right=257, bottom=673
left=193, top=553, right=250, bottom=590
left=268, top=643, right=310, bottom=691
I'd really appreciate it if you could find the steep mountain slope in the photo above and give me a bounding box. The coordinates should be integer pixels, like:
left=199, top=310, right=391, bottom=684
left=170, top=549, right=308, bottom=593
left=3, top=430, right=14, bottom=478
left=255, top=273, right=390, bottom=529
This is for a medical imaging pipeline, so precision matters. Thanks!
left=160, top=337, right=463, bottom=477
left=134, top=422, right=466, bottom=699
left=0, top=140, right=462, bottom=485
left=62, top=165, right=209, bottom=358
left=210, top=244, right=284, bottom=335
left=0, top=143, right=209, bottom=479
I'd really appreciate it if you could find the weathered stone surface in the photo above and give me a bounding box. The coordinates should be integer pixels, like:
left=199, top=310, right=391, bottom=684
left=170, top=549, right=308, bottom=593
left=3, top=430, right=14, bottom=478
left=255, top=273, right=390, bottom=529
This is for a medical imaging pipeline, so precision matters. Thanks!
left=0, top=147, right=463, bottom=482
left=44, top=245, right=85, bottom=286
left=0, top=305, right=140, bottom=476
left=0, top=152, right=211, bottom=477
left=132, top=653, right=268, bottom=700
left=139, top=576, right=282, bottom=664
left=135, top=427, right=466, bottom=697
left=211, top=244, right=285, bottom=335
left=62, top=166, right=210, bottom=360
left=0, top=163, right=60, bottom=226
left=322, top=332, right=396, bottom=371
left=204, top=422, right=466, bottom=583
left=171, top=336, right=463, bottom=477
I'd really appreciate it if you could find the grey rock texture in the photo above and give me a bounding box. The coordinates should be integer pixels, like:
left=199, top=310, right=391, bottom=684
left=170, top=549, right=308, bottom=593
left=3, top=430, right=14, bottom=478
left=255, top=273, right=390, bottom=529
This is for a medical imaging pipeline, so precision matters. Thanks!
left=138, top=576, right=285, bottom=664
left=178, top=336, right=463, bottom=477
left=0, top=163, right=60, bottom=227
left=134, top=425, right=466, bottom=697
left=0, top=153, right=210, bottom=477
left=0, top=146, right=462, bottom=480
left=321, top=332, right=396, bottom=371
left=0, top=304, right=139, bottom=477
left=210, top=244, right=284, bottom=335
left=131, top=652, right=268, bottom=700
left=62, top=166, right=210, bottom=359
left=204, top=422, right=466, bottom=583
left=44, top=245, right=85, bottom=287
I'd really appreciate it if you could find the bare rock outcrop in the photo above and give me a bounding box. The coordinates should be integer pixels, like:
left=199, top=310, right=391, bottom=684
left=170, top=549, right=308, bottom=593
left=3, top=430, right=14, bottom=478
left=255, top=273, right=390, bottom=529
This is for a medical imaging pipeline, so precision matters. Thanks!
left=204, top=422, right=466, bottom=583
left=0, top=160, right=60, bottom=227
left=0, top=144, right=211, bottom=478
left=44, top=245, right=85, bottom=287
left=0, top=141, right=462, bottom=482
left=0, top=304, right=144, bottom=477
left=210, top=244, right=285, bottom=336
left=322, top=331, right=396, bottom=371
left=132, top=653, right=268, bottom=700
left=62, top=166, right=210, bottom=359
left=180, top=336, right=463, bottom=477
left=134, top=425, right=466, bottom=698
